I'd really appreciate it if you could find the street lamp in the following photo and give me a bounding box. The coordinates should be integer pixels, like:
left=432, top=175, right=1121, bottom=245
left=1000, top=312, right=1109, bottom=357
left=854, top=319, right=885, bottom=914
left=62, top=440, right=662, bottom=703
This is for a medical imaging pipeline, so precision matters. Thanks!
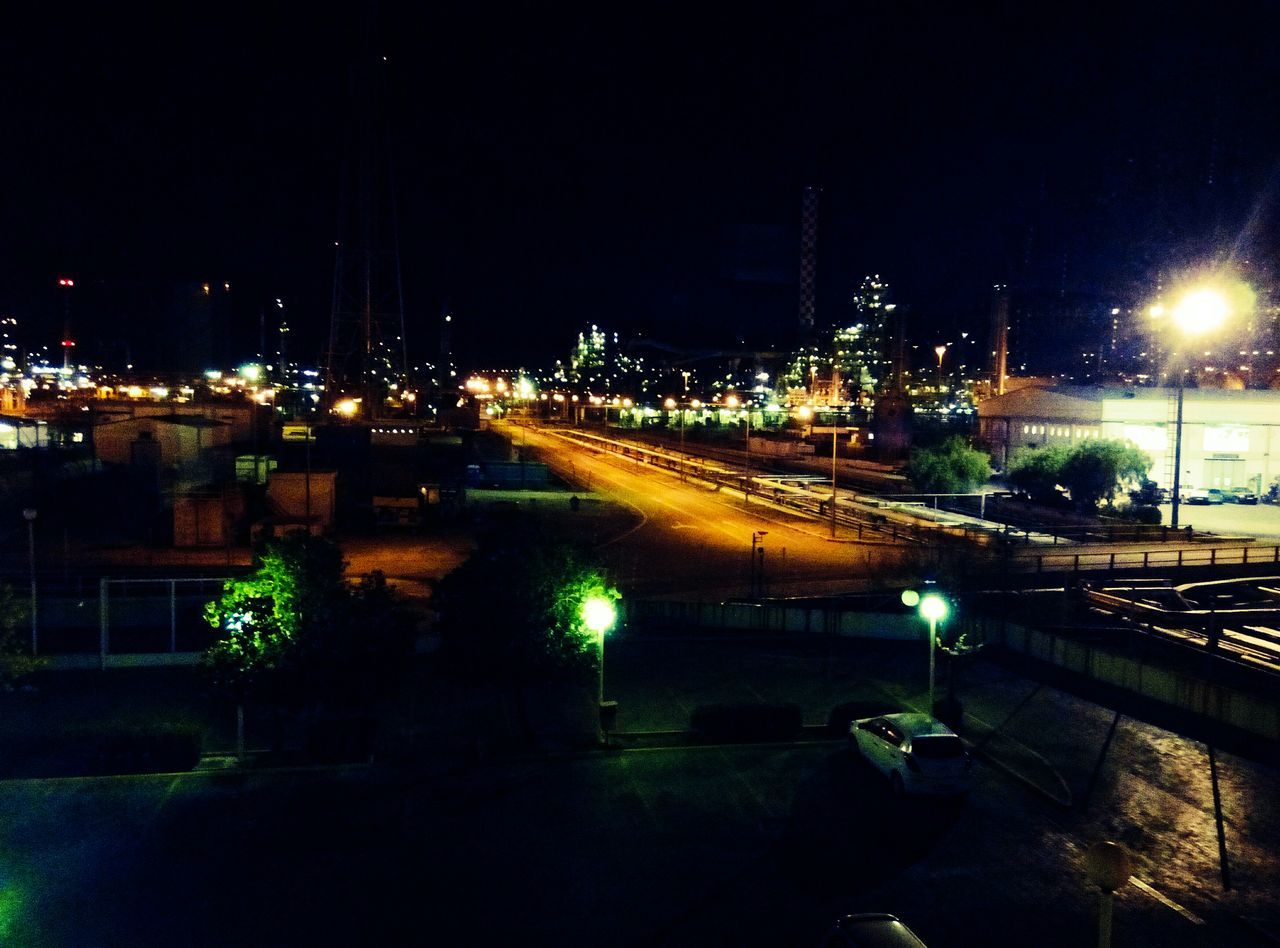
left=751, top=530, right=768, bottom=597
left=830, top=408, right=839, bottom=538
left=22, top=508, right=37, bottom=654
left=581, top=593, right=618, bottom=707
left=1164, top=285, right=1233, bottom=529
left=664, top=398, right=689, bottom=480
left=903, top=589, right=948, bottom=712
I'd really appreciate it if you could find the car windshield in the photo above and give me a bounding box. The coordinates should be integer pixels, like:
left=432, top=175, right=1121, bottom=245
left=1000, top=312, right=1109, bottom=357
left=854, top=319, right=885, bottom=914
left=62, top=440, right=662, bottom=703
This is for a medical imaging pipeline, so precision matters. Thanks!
left=911, top=735, right=964, bottom=759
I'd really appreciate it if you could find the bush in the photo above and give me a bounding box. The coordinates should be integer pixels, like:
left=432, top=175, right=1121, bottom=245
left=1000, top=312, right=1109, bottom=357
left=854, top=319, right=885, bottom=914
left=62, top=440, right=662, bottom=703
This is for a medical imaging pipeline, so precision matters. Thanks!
left=4, top=719, right=204, bottom=778
left=1131, top=505, right=1162, bottom=525
left=690, top=703, right=802, bottom=742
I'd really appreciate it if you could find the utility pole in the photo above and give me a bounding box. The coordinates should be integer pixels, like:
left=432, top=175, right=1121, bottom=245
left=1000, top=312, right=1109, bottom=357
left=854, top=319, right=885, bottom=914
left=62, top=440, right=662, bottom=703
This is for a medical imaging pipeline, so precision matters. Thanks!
left=831, top=411, right=839, bottom=538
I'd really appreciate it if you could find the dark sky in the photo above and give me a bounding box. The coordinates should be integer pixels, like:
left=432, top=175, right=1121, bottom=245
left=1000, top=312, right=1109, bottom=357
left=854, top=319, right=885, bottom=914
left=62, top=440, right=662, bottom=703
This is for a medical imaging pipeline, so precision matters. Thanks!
left=5, top=2, right=1280, bottom=370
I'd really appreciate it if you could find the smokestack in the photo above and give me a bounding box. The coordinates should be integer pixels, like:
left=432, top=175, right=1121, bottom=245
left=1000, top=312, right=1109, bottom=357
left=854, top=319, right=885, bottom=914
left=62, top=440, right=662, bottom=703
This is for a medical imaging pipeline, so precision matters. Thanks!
left=798, top=185, right=819, bottom=341
left=989, top=284, right=1009, bottom=395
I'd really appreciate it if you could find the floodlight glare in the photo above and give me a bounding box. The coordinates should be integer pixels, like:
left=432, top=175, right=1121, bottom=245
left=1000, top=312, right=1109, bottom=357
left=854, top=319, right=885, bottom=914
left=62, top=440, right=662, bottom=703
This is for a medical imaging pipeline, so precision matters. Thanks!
left=581, top=595, right=617, bottom=637
left=919, top=594, right=948, bottom=622
left=1171, top=287, right=1229, bottom=336
left=900, top=589, right=920, bottom=608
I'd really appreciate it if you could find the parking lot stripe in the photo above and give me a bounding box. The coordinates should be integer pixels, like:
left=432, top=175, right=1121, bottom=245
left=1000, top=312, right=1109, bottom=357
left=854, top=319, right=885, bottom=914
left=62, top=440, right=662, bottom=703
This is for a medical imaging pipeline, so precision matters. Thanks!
left=1128, top=876, right=1206, bottom=925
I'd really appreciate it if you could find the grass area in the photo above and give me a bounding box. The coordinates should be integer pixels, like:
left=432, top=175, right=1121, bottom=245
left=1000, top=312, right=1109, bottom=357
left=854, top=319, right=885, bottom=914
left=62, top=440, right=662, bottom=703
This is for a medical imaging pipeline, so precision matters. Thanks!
left=0, top=670, right=221, bottom=778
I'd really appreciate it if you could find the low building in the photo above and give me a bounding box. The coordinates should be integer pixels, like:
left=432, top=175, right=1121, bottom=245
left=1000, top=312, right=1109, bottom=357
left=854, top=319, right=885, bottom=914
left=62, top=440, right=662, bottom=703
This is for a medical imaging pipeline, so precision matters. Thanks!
left=977, top=386, right=1280, bottom=494
left=261, top=470, right=338, bottom=537
left=94, top=413, right=231, bottom=470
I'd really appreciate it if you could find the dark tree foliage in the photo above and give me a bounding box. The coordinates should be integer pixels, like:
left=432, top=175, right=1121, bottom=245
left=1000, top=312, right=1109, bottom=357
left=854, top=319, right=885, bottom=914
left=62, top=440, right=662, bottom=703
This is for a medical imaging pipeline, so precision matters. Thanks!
left=1007, top=440, right=1151, bottom=511
left=432, top=532, right=617, bottom=685
left=0, top=584, right=47, bottom=689
left=204, top=535, right=412, bottom=711
left=1006, top=444, right=1074, bottom=504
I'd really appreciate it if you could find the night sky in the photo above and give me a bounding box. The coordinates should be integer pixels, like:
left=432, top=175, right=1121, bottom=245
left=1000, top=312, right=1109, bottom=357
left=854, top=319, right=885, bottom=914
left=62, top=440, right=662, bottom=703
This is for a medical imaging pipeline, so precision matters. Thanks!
left=5, top=2, right=1280, bottom=371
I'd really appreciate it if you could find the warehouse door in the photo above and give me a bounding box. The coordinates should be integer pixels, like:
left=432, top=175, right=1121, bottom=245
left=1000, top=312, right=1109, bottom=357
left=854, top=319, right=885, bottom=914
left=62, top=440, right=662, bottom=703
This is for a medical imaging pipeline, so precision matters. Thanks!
left=1203, top=458, right=1245, bottom=489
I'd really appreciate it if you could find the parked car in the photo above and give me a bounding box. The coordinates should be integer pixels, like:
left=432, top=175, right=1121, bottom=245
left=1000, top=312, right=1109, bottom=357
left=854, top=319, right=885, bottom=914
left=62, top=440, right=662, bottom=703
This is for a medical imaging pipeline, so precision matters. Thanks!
left=1207, top=488, right=1231, bottom=504
left=823, top=914, right=929, bottom=947
left=1183, top=490, right=1218, bottom=505
left=849, top=713, right=973, bottom=797
left=1227, top=488, right=1259, bottom=505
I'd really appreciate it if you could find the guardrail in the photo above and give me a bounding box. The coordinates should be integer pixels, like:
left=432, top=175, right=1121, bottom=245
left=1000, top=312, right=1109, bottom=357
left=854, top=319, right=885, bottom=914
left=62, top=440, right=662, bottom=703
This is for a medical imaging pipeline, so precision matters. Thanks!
left=542, top=427, right=1010, bottom=547
left=1013, top=543, right=1280, bottom=574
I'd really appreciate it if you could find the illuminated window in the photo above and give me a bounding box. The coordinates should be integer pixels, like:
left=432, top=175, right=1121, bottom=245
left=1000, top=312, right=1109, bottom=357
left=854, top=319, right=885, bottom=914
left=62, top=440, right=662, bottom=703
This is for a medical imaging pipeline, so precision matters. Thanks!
left=1204, top=425, right=1249, bottom=452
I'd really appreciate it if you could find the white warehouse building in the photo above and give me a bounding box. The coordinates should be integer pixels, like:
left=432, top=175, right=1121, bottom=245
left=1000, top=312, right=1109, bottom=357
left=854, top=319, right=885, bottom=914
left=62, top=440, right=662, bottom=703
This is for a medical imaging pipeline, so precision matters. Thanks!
left=977, top=386, right=1280, bottom=495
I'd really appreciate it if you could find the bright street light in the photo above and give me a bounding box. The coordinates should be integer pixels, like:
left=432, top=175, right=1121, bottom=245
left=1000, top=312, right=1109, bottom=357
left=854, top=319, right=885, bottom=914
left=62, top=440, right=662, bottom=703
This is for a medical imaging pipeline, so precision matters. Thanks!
left=581, top=594, right=617, bottom=637
left=918, top=593, right=949, bottom=712
left=581, top=592, right=619, bottom=708
left=1171, top=287, right=1229, bottom=336
left=1161, top=280, right=1249, bottom=529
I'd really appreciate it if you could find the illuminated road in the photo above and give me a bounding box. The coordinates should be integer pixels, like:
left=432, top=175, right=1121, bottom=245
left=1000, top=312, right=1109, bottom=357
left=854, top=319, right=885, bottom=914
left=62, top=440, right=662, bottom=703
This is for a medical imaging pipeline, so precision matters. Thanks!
left=502, top=421, right=918, bottom=599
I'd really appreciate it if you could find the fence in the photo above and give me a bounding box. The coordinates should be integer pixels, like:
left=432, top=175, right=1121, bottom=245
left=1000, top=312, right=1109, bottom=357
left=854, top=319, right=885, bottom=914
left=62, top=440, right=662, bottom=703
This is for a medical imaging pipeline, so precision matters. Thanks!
left=1012, top=543, right=1280, bottom=574
left=25, top=576, right=232, bottom=669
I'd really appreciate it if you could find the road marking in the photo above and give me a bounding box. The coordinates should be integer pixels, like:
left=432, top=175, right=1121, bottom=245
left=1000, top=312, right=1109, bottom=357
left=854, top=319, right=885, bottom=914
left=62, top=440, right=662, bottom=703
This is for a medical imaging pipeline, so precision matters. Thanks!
left=1128, top=876, right=1206, bottom=925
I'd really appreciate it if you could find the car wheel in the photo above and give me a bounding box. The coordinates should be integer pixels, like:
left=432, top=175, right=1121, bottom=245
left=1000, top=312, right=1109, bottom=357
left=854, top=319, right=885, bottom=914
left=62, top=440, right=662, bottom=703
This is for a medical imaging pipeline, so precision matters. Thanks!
left=890, top=771, right=906, bottom=799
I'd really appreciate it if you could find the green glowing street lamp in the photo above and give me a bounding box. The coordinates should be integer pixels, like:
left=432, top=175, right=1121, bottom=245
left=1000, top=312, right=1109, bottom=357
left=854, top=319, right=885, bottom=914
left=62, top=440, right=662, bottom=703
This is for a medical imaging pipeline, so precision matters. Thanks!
left=903, top=589, right=949, bottom=712
left=582, top=593, right=618, bottom=706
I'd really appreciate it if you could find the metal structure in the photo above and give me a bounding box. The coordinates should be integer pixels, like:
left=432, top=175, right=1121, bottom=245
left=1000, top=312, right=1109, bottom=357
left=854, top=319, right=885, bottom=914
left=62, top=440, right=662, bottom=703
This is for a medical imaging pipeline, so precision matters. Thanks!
left=989, top=283, right=1009, bottom=396
left=798, top=185, right=819, bottom=341
left=324, top=9, right=411, bottom=420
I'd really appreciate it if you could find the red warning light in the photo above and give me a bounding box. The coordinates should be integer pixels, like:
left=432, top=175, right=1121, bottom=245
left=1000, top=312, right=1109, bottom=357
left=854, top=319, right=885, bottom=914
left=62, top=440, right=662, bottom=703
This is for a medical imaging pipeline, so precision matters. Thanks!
left=62, top=339, right=76, bottom=348
left=58, top=278, right=75, bottom=287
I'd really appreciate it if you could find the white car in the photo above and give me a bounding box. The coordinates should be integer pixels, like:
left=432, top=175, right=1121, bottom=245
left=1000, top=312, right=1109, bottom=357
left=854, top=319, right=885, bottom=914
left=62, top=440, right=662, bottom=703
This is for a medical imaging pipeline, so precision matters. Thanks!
left=849, top=713, right=972, bottom=797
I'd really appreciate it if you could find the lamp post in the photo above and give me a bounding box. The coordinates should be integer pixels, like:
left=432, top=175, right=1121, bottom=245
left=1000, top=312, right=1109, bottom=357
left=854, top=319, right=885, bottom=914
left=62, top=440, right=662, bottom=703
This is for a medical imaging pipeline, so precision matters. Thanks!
left=831, top=408, right=839, bottom=538
left=582, top=593, right=618, bottom=708
left=665, top=398, right=683, bottom=480
left=1164, top=287, right=1231, bottom=529
left=1086, top=841, right=1132, bottom=948
left=726, top=394, right=749, bottom=501
left=751, top=530, right=768, bottom=598
left=903, top=590, right=948, bottom=712
left=22, top=508, right=37, bottom=654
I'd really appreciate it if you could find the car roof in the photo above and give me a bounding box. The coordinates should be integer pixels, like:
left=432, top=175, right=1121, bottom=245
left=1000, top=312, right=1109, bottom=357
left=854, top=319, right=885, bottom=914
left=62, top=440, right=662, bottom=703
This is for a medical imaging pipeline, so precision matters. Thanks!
left=833, top=914, right=929, bottom=947
left=879, top=713, right=956, bottom=738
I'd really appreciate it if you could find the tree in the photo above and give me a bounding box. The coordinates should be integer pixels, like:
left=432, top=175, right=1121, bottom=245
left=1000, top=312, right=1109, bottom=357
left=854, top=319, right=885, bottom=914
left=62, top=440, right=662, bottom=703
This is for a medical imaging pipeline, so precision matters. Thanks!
left=907, top=436, right=992, bottom=493
left=1006, top=440, right=1151, bottom=511
left=433, top=536, right=618, bottom=686
left=1059, top=440, right=1151, bottom=510
left=433, top=533, right=620, bottom=742
left=1006, top=444, right=1073, bottom=504
left=203, top=534, right=411, bottom=755
left=0, top=585, right=47, bottom=690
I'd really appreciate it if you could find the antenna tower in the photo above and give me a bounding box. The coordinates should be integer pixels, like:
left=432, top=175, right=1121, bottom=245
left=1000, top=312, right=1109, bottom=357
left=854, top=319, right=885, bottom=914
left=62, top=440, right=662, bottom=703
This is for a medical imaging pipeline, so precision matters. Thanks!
left=324, top=6, right=411, bottom=420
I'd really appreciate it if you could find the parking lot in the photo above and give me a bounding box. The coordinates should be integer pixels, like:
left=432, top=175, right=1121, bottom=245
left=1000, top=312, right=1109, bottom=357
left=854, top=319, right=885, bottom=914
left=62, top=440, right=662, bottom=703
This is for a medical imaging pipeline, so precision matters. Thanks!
left=1, top=636, right=1275, bottom=946
left=1162, top=499, right=1280, bottom=539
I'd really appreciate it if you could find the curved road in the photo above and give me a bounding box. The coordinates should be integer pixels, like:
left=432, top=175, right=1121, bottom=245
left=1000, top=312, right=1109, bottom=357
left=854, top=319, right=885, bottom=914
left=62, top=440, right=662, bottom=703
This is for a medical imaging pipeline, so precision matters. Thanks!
left=503, top=421, right=918, bottom=600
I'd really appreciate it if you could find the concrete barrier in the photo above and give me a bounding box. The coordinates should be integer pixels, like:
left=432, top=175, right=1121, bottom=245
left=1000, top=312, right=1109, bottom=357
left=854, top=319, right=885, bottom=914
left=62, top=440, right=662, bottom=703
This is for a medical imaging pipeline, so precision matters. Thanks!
left=997, top=622, right=1280, bottom=742
left=629, top=599, right=921, bottom=641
